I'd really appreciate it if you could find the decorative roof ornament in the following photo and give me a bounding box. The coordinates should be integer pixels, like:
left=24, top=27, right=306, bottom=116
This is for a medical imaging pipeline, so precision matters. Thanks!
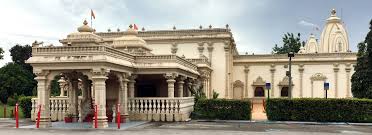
left=117, top=28, right=120, bottom=32
left=199, top=25, right=202, bottom=29
left=331, top=9, right=336, bottom=16
left=129, top=24, right=133, bottom=29
left=77, top=20, right=94, bottom=32
left=173, top=26, right=176, bottom=30
left=225, top=24, right=229, bottom=29
left=108, top=28, right=111, bottom=32
left=142, top=27, right=145, bottom=31
left=209, top=24, right=212, bottom=29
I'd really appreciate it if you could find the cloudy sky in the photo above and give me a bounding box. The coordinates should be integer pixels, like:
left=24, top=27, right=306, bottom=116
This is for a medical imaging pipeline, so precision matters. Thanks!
left=0, top=0, right=372, bottom=67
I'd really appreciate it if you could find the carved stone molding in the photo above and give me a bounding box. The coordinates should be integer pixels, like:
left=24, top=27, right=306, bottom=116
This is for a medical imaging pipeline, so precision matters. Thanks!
left=207, top=42, right=214, bottom=52
left=233, top=80, right=244, bottom=88
left=310, top=73, right=327, bottom=81
left=252, top=76, right=265, bottom=86
left=244, top=65, right=250, bottom=73
left=171, top=42, right=178, bottom=54
left=270, top=64, right=276, bottom=72
left=278, top=76, right=294, bottom=86
left=224, top=41, right=230, bottom=52
left=298, top=64, right=304, bottom=72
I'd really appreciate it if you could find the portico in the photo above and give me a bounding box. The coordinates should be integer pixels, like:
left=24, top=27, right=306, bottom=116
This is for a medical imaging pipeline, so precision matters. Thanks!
left=27, top=21, right=208, bottom=128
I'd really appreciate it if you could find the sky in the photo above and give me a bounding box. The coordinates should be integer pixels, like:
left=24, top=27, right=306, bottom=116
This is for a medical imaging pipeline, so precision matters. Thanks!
left=0, top=0, right=372, bottom=67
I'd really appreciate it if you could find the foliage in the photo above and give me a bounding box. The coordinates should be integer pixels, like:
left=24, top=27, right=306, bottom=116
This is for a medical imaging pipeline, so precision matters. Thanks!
left=7, top=97, right=16, bottom=106
left=0, top=63, right=37, bottom=104
left=188, top=84, right=206, bottom=103
left=9, top=44, right=33, bottom=72
left=50, top=75, right=62, bottom=96
left=266, top=98, right=372, bottom=122
left=0, top=47, right=4, bottom=60
left=272, top=33, right=305, bottom=54
left=212, top=90, right=219, bottom=99
left=192, top=99, right=251, bottom=120
left=351, top=19, right=372, bottom=99
left=18, top=96, right=32, bottom=118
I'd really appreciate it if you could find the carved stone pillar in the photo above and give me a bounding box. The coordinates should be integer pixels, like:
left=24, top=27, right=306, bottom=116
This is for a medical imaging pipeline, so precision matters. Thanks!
left=128, top=74, right=137, bottom=98
left=298, top=64, right=304, bottom=97
left=35, top=70, right=51, bottom=128
left=69, top=78, right=79, bottom=117
left=91, top=69, right=109, bottom=128
left=207, top=42, right=214, bottom=64
left=333, top=63, right=340, bottom=98
left=244, top=65, right=249, bottom=98
left=118, top=73, right=129, bottom=121
left=345, top=63, right=352, bottom=97
left=187, top=79, right=193, bottom=97
left=198, top=42, right=205, bottom=58
left=224, top=41, right=230, bottom=98
left=177, top=76, right=186, bottom=97
left=270, top=64, right=275, bottom=97
left=165, top=73, right=177, bottom=98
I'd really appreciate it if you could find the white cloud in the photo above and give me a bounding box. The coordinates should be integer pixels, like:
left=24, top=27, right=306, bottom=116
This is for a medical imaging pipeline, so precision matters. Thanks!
left=298, top=20, right=320, bottom=30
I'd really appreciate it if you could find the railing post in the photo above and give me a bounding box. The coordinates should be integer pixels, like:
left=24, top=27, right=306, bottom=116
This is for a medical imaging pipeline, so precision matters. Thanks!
left=117, top=104, right=120, bottom=129
left=94, top=104, right=98, bottom=129
left=15, top=103, right=19, bottom=128
left=36, top=104, right=41, bottom=128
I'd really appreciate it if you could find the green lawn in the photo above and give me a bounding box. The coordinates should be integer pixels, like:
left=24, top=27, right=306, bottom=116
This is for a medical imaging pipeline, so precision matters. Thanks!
left=0, top=104, right=24, bottom=118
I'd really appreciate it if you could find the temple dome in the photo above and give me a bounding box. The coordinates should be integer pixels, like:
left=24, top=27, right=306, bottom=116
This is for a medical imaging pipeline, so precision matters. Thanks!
left=60, top=20, right=103, bottom=46
left=112, top=25, right=151, bottom=51
left=77, top=20, right=94, bottom=32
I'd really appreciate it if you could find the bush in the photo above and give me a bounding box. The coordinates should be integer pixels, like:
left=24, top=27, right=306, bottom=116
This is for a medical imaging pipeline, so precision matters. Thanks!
left=266, top=98, right=372, bottom=122
left=7, top=97, right=16, bottom=106
left=192, top=99, right=251, bottom=120
left=18, top=96, right=33, bottom=118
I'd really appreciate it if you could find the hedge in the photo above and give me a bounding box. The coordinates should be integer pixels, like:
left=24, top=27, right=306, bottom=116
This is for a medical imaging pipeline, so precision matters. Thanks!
left=192, top=99, right=251, bottom=120
left=266, top=98, right=372, bottom=122
left=19, top=96, right=33, bottom=118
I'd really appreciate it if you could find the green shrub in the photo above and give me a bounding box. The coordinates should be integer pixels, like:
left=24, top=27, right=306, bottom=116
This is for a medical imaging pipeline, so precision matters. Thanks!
left=7, top=97, right=16, bottom=106
left=18, top=96, right=33, bottom=118
left=266, top=98, right=372, bottom=122
left=192, top=99, right=251, bottom=120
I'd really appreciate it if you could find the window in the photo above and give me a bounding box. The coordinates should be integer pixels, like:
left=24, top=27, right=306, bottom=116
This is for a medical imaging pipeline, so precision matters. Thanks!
left=254, top=87, right=264, bottom=97
left=281, top=87, right=289, bottom=97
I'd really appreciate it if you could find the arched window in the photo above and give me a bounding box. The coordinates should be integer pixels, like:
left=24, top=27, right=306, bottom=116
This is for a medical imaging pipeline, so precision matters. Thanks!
left=281, top=87, right=289, bottom=97
left=254, top=87, right=264, bottom=97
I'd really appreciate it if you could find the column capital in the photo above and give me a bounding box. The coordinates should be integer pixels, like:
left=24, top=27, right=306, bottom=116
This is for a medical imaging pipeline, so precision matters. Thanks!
left=333, top=67, right=340, bottom=72
left=91, top=68, right=109, bottom=77
left=164, top=73, right=177, bottom=80
left=128, top=74, right=138, bottom=82
left=34, top=70, right=50, bottom=80
left=177, top=75, right=187, bottom=82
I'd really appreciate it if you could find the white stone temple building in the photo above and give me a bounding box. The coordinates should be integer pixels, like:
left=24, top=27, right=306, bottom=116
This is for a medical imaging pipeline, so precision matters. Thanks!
left=27, top=9, right=356, bottom=128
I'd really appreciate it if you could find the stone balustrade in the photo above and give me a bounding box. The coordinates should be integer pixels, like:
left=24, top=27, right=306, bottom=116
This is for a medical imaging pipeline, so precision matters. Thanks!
left=135, top=55, right=198, bottom=71
left=31, top=97, right=82, bottom=121
left=32, top=45, right=135, bottom=62
left=128, top=97, right=194, bottom=122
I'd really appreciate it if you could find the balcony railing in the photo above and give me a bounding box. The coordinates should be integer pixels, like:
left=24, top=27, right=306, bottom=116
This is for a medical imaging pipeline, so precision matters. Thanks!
left=128, top=97, right=194, bottom=121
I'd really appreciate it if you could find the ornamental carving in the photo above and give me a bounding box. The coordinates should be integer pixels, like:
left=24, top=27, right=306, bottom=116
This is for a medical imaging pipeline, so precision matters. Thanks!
left=252, top=76, right=265, bottom=86
left=278, top=76, right=294, bottom=86
left=171, top=42, right=178, bottom=54
left=310, top=73, right=327, bottom=81
left=233, top=80, right=244, bottom=88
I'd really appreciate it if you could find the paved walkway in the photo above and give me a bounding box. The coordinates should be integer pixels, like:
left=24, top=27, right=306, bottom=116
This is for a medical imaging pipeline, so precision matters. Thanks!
left=251, top=103, right=267, bottom=121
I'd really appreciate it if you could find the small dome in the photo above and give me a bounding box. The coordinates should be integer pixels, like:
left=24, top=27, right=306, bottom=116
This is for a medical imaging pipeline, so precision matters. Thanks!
left=326, top=9, right=341, bottom=23
left=77, top=20, right=94, bottom=32
left=112, top=25, right=151, bottom=51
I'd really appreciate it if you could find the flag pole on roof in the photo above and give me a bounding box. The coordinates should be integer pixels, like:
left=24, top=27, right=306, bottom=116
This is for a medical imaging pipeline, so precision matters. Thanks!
left=91, top=9, right=96, bottom=28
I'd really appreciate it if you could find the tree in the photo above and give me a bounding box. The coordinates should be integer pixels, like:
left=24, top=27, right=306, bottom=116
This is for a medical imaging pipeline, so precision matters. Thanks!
left=351, top=19, right=372, bottom=99
left=272, top=33, right=305, bottom=54
left=9, top=44, right=33, bottom=72
left=0, top=47, right=4, bottom=60
left=351, top=42, right=370, bottom=98
left=0, top=63, right=36, bottom=104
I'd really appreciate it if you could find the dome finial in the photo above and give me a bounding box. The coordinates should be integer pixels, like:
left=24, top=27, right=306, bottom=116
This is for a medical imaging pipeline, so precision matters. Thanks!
left=331, top=9, right=336, bottom=16
left=83, top=19, right=88, bottom=25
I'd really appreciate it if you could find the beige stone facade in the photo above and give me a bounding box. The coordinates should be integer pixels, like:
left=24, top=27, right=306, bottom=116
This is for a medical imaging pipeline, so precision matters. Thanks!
left=26, top=9, right=355, bottom=128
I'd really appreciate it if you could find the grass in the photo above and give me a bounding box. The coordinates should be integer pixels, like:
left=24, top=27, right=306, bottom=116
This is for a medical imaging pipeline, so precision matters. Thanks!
left=0, top=104, right=24, bottom=118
